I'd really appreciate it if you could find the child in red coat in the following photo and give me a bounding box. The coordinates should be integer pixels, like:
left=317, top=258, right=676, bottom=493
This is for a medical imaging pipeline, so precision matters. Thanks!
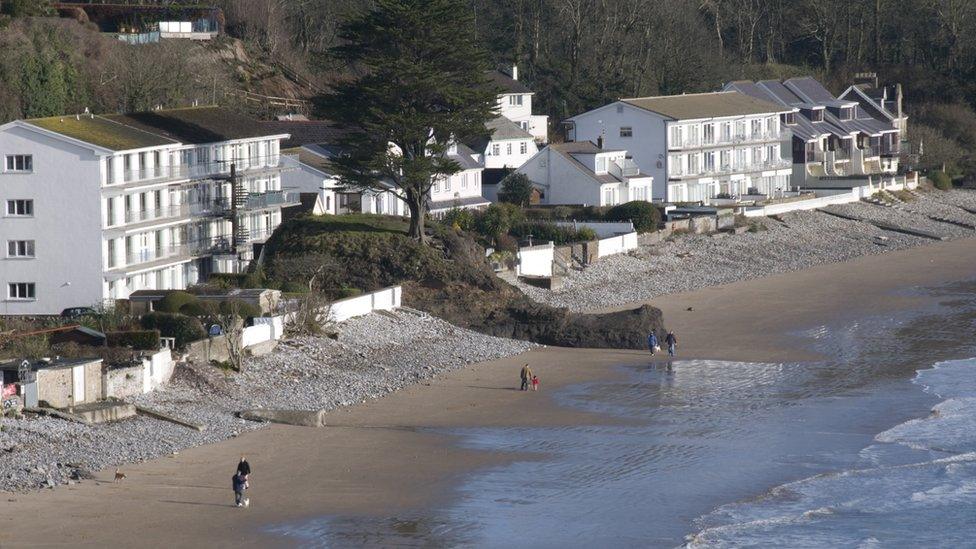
left=531, top=375, right=540, bottom=391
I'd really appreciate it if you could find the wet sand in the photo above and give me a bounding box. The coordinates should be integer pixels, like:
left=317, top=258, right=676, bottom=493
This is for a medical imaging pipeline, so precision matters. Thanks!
left=2, top=237, right=976, bottom=548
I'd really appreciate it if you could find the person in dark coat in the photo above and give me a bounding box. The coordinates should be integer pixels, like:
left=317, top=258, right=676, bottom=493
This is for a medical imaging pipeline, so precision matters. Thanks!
left=237, top=455, right=251, bottom=487
left=647, top=332, right=659, bottom=355
left=232, top=472, right=248, bottom=507
left=520, top=364, right=533, bottom=391
left=665, top=331, right=678, bottom=358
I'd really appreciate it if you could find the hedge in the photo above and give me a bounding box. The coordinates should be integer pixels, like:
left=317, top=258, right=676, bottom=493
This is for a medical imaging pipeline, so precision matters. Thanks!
left=930, top=170, right=952, bottom=191
left=510, top=222, right=596, bottom=245
left=155, top=291, right=197, bottom=313
left=106, top=330, right=160, bottom=350
left=604, top=201, right=661, bottom=233
left=140, top=312, right=206, bottom=349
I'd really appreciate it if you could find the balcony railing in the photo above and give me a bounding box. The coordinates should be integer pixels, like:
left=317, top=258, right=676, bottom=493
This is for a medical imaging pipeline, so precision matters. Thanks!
left=671, top=158, right=792, bottom=179
left=244, top=191, right=300, bottom=210
left=110, top=156, right=285, bottom=186
left=121, top=204, right=190, bottom=225
left=670, top=129, right=788, bottom=150
left=609, top=159, right=641, bottom=178
left=118, top=237, right=234, bottom=269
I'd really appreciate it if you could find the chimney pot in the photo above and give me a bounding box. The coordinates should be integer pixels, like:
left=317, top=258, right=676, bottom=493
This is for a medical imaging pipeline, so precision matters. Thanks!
left=511, top=64, right=518, bottom=81
left=597, top=135, right=604, bottom=149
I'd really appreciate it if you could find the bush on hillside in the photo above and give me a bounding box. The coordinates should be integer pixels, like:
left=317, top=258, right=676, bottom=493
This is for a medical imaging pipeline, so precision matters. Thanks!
left=604, top=201, right=661, bottom=233
left=140, top=312, right=205, bottom=349
left=930, top=170, right=953, bottom=190
left=474, top=203, right=525, bottom=243
left=443, top=207, right=475, bottom=231
left=155, top=291, right=197, bottom=313
left=497, top=172, right=534, bottom=207
left=106, top=330, right=160, bottom=350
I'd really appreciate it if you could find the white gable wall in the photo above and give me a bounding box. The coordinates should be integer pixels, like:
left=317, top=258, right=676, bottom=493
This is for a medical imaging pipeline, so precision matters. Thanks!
left=518, top=148, right=601, bottom=206
left=569, top=102, right=669, bottom=200
left=0, top=125, right=104, bottom=314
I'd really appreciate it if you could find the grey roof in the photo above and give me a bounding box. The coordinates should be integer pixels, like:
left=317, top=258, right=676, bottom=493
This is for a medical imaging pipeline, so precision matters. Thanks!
left=447, top=143, right=483, bottom=170
left=729, top=79, right=897, bottom=141
left=548, top=142, right=646, bottom=185
left=468, top=116, right=533, bottom=152
left=619, top=91, right=790, bottom=120
left=485, top=70, right=533, bottom=95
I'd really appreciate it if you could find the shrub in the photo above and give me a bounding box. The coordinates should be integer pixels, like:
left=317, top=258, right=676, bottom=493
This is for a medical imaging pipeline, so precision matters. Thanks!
left=218, top=299, right=261, bottom=319
left=474, top=203, right=525, bottom=243
left=604, top=201, right=662, bottom=233
left=497, top=172, right=534, bottom=207
left=334, top=287, right=363, bottom=299
left=930, top=170, right=953, bottom=190
left=495, top=233, right=519, bottom=253
left=206, top=273, right=247, bottom=288
left=155, top=291, right=198, bottom=313
left=106, top=330, right=160, bottom=350
left=443, top=207, right=475, bottom=231
left=140, top=312, right=206, bottom=349
left=553, top=206, right=572, bottom=220
left=178, top=301, right=208, bottom=317
left=577, top=227, right=597, bottom=241
left=281, top=281, right=309, bottom=294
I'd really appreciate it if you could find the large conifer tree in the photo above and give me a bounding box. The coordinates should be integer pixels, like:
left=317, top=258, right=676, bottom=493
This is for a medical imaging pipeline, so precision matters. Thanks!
left=322, top=0, right=497, bottom=242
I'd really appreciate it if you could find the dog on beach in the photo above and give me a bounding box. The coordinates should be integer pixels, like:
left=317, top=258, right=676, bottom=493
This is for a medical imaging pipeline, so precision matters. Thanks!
left=114, top=469, right=126, bottom=483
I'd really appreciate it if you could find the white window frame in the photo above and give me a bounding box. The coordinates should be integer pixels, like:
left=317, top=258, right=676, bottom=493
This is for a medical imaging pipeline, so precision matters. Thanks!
left=7, top=240, right=35, bottom=258
left=520, top=141, right=528, bottom=154
left=6, top=199, right=33, bottom=216
left=7, top=282, right=35, bottom=300
left=4, top=154, right=33, bottom=173
left=506, top=142, right=512, bottom=155
left=491, top=144, right=500, bottom=156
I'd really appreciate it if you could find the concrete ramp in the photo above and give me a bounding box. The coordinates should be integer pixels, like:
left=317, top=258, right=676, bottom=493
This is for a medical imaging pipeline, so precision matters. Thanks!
left=239, top=409, right=327, bottom=427
left=818, top=208, right=948, bottom=241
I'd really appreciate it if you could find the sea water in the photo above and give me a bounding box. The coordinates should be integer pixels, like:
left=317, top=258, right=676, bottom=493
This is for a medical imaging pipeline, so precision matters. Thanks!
left=687, top=357, right=976, bottom=548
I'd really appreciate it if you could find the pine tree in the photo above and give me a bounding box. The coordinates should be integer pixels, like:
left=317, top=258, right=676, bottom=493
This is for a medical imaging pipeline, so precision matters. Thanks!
left=321, top=0, right=497, bottom=243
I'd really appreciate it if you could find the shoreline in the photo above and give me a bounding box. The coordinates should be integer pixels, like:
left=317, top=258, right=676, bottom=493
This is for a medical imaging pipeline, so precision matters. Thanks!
left=3, top=237, right=976, bottom=546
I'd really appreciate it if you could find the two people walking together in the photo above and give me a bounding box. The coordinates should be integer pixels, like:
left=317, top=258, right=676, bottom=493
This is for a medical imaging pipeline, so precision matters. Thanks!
left=520, top=364, right=539, bottom=391
left=648, top=330, right=678, bottom=357
left=232, top=455, right=251, bottom=508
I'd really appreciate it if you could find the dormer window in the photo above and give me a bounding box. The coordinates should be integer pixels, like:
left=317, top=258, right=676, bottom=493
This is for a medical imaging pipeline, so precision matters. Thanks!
left=810, top=109, right=824, bottom=123
left=840, top=106, right=854, bottom=121
left=509, top=95, right=523, bottom=106
left=596, top=157, right=607, bottom=173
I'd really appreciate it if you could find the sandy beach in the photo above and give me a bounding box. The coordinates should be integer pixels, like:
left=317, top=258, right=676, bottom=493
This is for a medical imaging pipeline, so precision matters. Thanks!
left=2, top=237, right=976, bottom=547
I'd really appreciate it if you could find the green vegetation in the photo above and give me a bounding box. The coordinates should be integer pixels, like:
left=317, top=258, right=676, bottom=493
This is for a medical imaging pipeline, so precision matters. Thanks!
left=930, top=170, right=953, bottom=190
left=497, top=172, right=534, bottom=207
left=473, top=203, right=525, bottom=245
left=509, top=222, right=596, bottom=245
left=106, top=330, right=160, bottom=351
left=604, top=201, right=662, bottom=233
left=319, top=0, right=497, bottom=242
left=140, top=312, right=206, bottom=349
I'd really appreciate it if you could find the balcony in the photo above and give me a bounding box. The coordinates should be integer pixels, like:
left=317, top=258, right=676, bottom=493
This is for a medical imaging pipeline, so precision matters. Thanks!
left=609, top=158, right=641, bottom=179
left=109, top=157, right=286, bottom=187
left=669, top=159, right=792, bottom=180
left=669, top=130, right=789, bottom=150
left=121, top=204, right=190, bottom=225
left=243, top=190, right=300, bottom=210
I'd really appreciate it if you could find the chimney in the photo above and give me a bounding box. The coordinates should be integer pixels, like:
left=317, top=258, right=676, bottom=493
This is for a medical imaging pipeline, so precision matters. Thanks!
left=896, top=83, right=903, bottom=121
left=597, top=135, right=604, bottom=149
left=511, top=64, right=518, bottom=81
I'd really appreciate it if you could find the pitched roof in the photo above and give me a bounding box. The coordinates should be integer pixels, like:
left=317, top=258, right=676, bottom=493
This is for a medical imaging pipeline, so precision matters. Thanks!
left=448, top=143, right=483, bottom=170
left=25, top=114, right=178, bottom=151
left=547, top=142, right=642, bottom=185
left=260, top=120, right=348, bottom=149
left=621, top=91, right=789, bottom=120
left=468, top=115, right=533, bottom=152
left=106, top=107, right=282, bottom=145
left=485, top=70, right=532, bottom=95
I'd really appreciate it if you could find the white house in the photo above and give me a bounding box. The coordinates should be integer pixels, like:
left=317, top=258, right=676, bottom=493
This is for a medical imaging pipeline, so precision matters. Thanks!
left=564, top=91, right=794, bottom=203
left=517, top=141, right=654, bottom=206
left=428, top=142, right=489, bottom=216
left=0, top=107, right=298, bottom=315
left=725, top=77, right=910, bottom=192
left=488, top=66, right=548, bottom=143
left=469, top=116, right=538, bottom=170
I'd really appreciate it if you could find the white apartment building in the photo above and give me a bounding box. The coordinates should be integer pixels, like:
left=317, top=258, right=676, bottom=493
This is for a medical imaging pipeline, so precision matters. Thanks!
left=469, top=116, right=538, bottom=170
left=488, top=66, right=549, bottom=144
left=0, top=107, right=297, bottom=315
left=518, top=141, right=653, bottom=207
left=564, top=91, right=794, bottom=203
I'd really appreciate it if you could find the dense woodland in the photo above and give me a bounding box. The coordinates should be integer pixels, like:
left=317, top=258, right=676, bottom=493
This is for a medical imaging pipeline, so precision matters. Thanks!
left=2, top=0, right=976, bottom=174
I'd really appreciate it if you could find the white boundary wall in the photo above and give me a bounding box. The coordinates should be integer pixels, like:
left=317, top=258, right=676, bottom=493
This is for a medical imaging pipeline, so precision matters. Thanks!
left=742, top=188, right=867, bottom=218
left=517, top=242, right=555, bottom=277
left=326, top=286, right=402, bottom=322
left=554, top=221, right=635, bottom=238
left=596, top=232, right=639, bottom=258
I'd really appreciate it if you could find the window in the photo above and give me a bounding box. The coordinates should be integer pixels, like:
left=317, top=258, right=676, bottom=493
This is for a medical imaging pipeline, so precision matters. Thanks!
left=106, top=157, right=115, bottom=184
left=107, top=239, right=116, bottom=268
left=6, top=199, right=33, bottom=216
left=810, top=109, right=824, bottom=123
left=124, top=154, right=132, bottom=180
left=106, top=198, right=115, bottom=226
left=520, top=142, right=528, bottom=155
left=520, top=121, right=529, bottom=130
left=492, top=144, right=500, bottom=156
left=616, top=104, right=624, bottom=114
left=720, top=150, right=731, bottom=169
left=751, top=119, right=762, bottom=137
left=596, top=157, right=607, bottom=173
left=5, top=155, right=32, bottom=172
left=7, top=282, right=35, bottom=300
left=7, top=240, right=34, bottom=258
left=604, top=188, right=614, bottom=205
left=670, top=125, right=683, bottom=147
left=509, top=94, right=523, bottom=106
left=735, top=121, right=746, bottom=139
left=444, top=177, right=452, bottom=192
left=704, top=152, right=715, bottom=171
left=735, top=149, right=746, bottom=168
left=703, top=124, right=714, bottom=144
left=840, top=107, right=853, bottom=121
left=620, top=126, right=633, bottom=138
left=687, top=153, right=700, bottom=174
left=461, top=173, right=468, bottom=189
left=720, top=122, right=732, bottom=142
left=506, top=143, right=512, bottom=155
left=783, top=112, right=797, bottom=125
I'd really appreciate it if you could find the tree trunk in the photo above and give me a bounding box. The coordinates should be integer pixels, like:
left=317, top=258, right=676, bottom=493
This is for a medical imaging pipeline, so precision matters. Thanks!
left=405, top=189, right=428, bottom=243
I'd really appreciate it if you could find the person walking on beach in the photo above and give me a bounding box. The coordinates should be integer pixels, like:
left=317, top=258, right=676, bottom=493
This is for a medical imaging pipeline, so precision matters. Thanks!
left=665, top=331, right=678, bottom=358
left=647, top=331, right=659, bottom=356
left=520, top=364, right=533, bottom=391
left=232, top=472, right=249, bottom=508
left=237, top=455, right=251, bottom=488
left=532, top=375, right=540, bottom=391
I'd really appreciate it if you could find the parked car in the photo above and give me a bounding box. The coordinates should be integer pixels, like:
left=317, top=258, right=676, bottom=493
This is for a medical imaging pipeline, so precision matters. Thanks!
left=60, top=307, right=98, bottom=320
